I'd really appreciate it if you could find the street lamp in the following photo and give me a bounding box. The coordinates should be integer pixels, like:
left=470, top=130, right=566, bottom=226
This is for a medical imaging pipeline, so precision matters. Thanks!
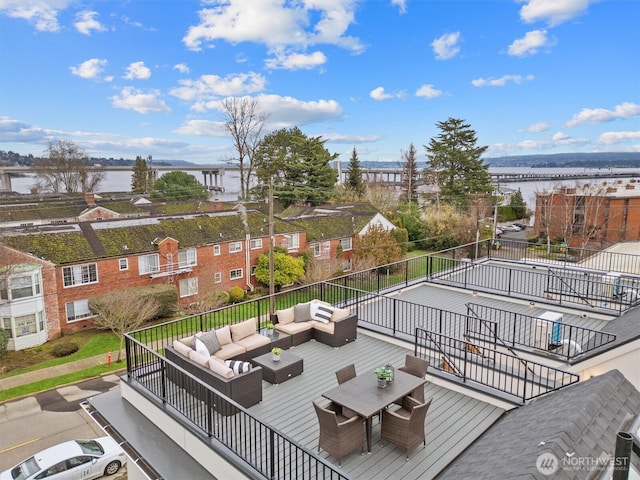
left=268, top=176, right=275, bottom=317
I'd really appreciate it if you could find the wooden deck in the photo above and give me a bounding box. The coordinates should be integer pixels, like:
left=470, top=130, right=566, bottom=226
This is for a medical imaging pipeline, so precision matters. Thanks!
left=248, top=333, right=505, bottom=480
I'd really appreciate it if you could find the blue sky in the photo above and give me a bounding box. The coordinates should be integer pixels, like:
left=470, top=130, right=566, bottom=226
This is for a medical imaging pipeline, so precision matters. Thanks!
left=0, top=0, right=638, bottom=165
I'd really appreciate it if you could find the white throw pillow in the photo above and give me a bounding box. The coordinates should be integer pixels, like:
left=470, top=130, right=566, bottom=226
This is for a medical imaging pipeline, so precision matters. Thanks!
left=225, top=360, right=252, bottom=374
left=312, top=304, right=334, bottom=324
left=193, top=338, right=210, bottom=357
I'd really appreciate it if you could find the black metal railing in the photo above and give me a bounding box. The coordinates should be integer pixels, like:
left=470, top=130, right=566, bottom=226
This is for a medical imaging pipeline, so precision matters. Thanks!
left=465, top=303, right=616, bottom=361
left=491, top=238, right=640, bottom=276
left=415, top=329, right=580, bottom=403
left=125, top=337, right=350, bottom=480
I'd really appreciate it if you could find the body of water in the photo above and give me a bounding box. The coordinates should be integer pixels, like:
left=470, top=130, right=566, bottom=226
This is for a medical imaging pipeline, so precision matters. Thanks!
left=9, top=167, right=640, bottom=210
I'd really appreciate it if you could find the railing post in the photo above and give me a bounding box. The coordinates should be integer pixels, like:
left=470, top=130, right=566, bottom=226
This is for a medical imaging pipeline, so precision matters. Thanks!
left=269, top=429, right=276, bottom=480
left=522, top=361, right=528, bottom=403
left=393, top=298, right=397, bottom=335
left=161, top=360, right=167, bottom=404
left=463, top=338, right=468, bottom=382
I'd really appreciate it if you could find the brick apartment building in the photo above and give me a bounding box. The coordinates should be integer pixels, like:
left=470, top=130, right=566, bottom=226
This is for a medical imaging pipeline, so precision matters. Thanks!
left=534, top=179, right=640, bottom=247
left=0, top=199, right=395, bottom=350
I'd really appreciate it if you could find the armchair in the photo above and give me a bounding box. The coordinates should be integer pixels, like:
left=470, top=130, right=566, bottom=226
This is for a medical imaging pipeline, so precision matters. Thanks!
left=398, top=354, right=429, bottom=402
left=381, top=396, right=432, bottom=459
left=313, top=401, right=364, bottom=465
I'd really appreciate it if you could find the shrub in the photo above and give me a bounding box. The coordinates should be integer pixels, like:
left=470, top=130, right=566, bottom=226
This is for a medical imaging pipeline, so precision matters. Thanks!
left=229, top=286, right=245, bottom=303
left=131, top=285, right=178, bottom=318
left=52, top=342, right=79, bottom=357
left=0, top=328, right=9, bottom=356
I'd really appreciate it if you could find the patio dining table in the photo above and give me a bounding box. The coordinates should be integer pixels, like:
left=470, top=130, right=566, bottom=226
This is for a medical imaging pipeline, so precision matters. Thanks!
left=322, top=368, right=426, bottom=453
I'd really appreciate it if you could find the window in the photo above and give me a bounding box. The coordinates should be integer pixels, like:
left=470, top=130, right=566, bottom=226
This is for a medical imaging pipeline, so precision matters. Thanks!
left=340, top=237, right=353, bottom=251
left=138, top=254, right=159, bottom=274
left=179, top=277, right=198, bottom=297
left=312, top=243, right=321, bottom=257
left=251, top=265, right=257, bottom=276
left=119, top=258, right=128, bottom=271
left=250, top=238, right=263, bottom=249
left=214, top=272, right=222, bottom=283
left=178, top=248, right=197, bottom=267
left=312, top=241, right=330, bottom=257
left=229, top=242, right=242, bottom=253
left=342, top=258, right=353, bottom=272
left=213, top=244, right=221, bottom=256
left=66, top=299, right=92, bottom=322
left=2, top=317, right=14, bottom=338
left=15, top=314, right=36, bottom=337
left=285, top=233, right=300, bottom=251
left=63, top=263, right=98, bottom=287
left=11, top=276, right=34, bottom=299
left=230, top=268, right=243, bottom=280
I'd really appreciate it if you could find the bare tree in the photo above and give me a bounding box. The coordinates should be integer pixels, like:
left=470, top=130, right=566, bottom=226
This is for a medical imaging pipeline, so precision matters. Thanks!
left=33, top=140, right=105, bottom=193
left=301, top=256, right=345, bottom=284
left=181, top=290, right=229, bottom=316
left=220, top=97, right=269, bottom=200
left=365, top=183, right=400, bottom=218
left=89, top=289, right=160, bottom=362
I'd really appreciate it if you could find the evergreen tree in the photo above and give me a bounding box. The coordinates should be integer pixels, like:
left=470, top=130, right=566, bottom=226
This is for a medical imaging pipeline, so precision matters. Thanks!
left=345, top=147, right=365, bottom=197
left=131, top=155, right=153, bottom=194
left=510, top=189, right=528, bottom=219
left=424, top=118, right=491, bottom=209
left=254, top=127, right=338, bottom=207
left=401, top=143, right=419, bottom=204
left=153, top=171, right=208, bottom=201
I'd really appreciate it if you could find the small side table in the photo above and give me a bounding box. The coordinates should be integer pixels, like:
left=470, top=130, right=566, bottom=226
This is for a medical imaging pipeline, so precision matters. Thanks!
left=251, top=350, right=303, bottom=384
left=260, top=329, right=292, bottom=350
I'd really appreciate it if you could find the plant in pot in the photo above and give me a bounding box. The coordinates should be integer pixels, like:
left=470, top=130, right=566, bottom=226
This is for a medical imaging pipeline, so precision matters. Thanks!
left=265, top=321, right=275, bottom=336
left=272, top=347, right=281, bottom=362
left=374, top=367, right=391, bottom=388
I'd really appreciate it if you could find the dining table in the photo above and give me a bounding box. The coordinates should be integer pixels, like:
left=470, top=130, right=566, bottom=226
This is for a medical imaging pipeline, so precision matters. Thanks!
left=322, top=368, right=426, bottom=453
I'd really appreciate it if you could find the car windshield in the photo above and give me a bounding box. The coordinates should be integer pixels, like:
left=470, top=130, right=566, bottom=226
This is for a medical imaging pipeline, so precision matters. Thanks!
left=75, top=440, right=104, bottom=455
left=10, top=457, right=39, bottom=480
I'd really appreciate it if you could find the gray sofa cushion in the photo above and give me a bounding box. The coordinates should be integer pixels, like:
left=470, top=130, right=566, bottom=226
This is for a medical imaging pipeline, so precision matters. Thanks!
left=294, top=302, right=313, bottom=322
left=200, top=330, right=221, bottom=355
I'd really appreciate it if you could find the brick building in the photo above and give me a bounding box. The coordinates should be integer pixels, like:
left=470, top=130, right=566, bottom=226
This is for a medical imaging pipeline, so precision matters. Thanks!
left=0, top=200, right=395, bottom=350
left=534, top=179, right=640, bottom=246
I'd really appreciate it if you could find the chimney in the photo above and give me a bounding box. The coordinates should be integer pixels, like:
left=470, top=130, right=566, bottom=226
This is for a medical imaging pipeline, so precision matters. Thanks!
left=613, top=431, right=632, bottom=480
left=85, top=192, right=95, bottom=206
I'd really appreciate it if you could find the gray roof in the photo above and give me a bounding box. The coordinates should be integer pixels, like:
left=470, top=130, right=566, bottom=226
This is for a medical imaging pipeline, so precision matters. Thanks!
left=437, top=369, right=640, bottom=480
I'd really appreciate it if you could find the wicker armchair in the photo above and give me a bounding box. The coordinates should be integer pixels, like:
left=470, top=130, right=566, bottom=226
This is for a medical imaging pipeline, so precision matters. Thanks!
left=398, top=355, right=429, bottom=402
left=381, top=396, right=432, bottom=459
left=335, top=363, right=357, bottom=384
left=313, top=401, right=364, bottom=465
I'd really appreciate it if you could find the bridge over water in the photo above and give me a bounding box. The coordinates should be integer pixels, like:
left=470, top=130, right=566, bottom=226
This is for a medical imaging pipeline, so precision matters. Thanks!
left=2, top=165, right=639, bottom=192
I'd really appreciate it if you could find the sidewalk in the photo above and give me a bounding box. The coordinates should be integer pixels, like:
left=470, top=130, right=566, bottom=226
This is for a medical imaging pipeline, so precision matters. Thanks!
left=0, top=351, right=125, bottom=392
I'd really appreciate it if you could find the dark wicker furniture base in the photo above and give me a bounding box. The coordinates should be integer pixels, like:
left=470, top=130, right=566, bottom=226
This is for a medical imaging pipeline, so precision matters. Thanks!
left=252, top=350, right=304, bottom=384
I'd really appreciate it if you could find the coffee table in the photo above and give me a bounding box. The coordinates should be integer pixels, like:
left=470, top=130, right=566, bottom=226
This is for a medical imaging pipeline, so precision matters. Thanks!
left=251, top=350, right=303, bottom=384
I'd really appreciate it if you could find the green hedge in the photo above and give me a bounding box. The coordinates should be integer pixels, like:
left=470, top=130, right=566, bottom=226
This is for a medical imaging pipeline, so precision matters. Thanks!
left=131, top=285, right=178, bottom=317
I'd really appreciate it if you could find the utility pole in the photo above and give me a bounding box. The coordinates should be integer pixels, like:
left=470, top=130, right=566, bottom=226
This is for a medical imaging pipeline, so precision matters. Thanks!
left=268, top=176, right=275, bottom=317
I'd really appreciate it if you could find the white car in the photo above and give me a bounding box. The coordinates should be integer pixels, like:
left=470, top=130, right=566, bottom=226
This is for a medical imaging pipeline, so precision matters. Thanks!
left=0, top=436, right=126, bottom=480
left=501, top=225, right=521, bottom=232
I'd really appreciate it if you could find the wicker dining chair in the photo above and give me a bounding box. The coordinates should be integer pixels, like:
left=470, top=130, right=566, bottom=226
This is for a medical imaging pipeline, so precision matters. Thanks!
left=335, top=363, right=357, bottom=385
left=398, top=355, right=429, bottom=402
left=313, top=401, right=364, bottom=465
left=381, top=396, right=432, bottom=460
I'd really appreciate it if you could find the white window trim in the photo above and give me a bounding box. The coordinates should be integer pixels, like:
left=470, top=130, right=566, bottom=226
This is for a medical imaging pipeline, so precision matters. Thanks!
left=214, top=272, right=222, bottom=284
left=119, top=258, right=128, bottom=271
left=341, top=237, right=353, bottom=252
left=213, top=244, right=221, bottom=256
left=65, top=299, right=93, bottom=323
left=138, top=254, right=160, bottom=275
left=179, top=277, right=198, bottom=298
left=229, top=242, right=243, bottom=253
left=230, top=268, right=243, bottom=280
left=63, top=263, right=98, bottom=288
left=178, top=248, right=197, bottom=267
left=250, top=238, right=263, bottom=250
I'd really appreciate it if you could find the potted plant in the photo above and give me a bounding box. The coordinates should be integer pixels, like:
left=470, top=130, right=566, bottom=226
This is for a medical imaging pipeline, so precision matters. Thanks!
left=272, top=347, right=281, bottom=362
left=374, top=367, right=391, bottom=388
left=265, top=321, right=275, bottom=336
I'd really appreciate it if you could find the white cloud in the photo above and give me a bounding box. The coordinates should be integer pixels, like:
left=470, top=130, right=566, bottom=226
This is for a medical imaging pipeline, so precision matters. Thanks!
left=173, top=63, right=190, bottom=74
left=516, top=132, right=590, bottom=151
left=256, top=94, right=343, bottom=128
left=69, top=58, right=108, bottom=79
left=0, top=0, right=72, bottom=32
left=318, top=133, right=381, bottom=143
left=391, top=0, right=407, bottom=14
left=431, top=32, right=461, bottom=60
left=526, top=121, right=550, bottom=132
left=124, top=61, right=151, bottom=80
left=471, top=74, right=534, bottom=87
left=182, top=0, right=363, bottom=54
left=370, top=87, right=393, bottom=100
left=519, top=0, right=592, bottom=27
left=111, top=87, right=171, bottom=114
left=567, top=102, right=640, bottom=127
left=174, top=119, right=227, bottom=137
left=170, top=73, right=266, bottom=104
left=74, top=10, right=106, bottom=35
left=508, top=29, right=554, bottom=57
left=597, top=131, right=640, bottom=145
left=415, top=84, right=444, bottom=99
left=265, top=50, right=327, bottom=70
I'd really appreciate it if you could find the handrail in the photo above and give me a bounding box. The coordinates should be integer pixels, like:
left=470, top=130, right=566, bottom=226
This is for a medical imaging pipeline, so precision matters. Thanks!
left=415, top=329, right=580, bottom=403
left=466, top=302, right=617, bottom=361
left=125, top=336, right=350, bottom=480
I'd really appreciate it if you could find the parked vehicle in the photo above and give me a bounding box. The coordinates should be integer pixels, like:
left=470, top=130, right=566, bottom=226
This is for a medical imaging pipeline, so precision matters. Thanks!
left=513, top=223, right=527, bottom=230
left=0, top=437, right=126, bottom=480
left=495, top=228, right=504, bottom=236
left=501, top=225, right=521, bottom=232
